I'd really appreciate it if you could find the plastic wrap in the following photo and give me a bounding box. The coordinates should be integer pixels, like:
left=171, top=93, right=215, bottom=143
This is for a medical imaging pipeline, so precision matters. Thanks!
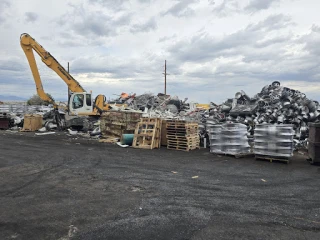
left=254, top=124, right=294, bottom=157
left=209, top=123, right=251, bottom=154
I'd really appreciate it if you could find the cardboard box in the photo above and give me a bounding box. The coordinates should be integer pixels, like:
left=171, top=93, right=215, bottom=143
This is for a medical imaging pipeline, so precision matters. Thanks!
left=22, top=114, right=43, bottom=132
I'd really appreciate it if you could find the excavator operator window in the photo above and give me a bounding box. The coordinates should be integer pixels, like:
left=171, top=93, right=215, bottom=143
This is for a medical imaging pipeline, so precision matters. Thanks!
left=86, top=94, right=92, bottom=106
left=73, top=94, right=84, bottom=109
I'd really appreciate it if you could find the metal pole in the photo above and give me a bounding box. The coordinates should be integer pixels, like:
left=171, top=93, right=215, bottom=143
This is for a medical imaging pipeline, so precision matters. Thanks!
left=164, top=60, right=166, bottom=95
left=67, top=62, right=70, bottom=113
left=67, top=62, right=69, bottom=94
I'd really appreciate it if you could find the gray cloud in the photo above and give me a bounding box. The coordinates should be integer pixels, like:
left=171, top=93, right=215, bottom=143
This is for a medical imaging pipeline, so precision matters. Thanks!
left=73, top=13, right=115, bottom=37
left=0, top=58, right=27, bottom=72
left=164, top=13, right=319, bottom=89
left=25, top=12, right=38, bottom=23
left=158, top=34, right=177, bottom=42
left=247, top=14, right=293, bottom=31
left=130, top=17, right=157, bottom=33
left=312, top=24, right=320, bottom=33
left=57, top=5, right=131, bottom=38
left=162, top=0, right=199, bottom=17
left=137, top=0, right=152, bottom=3
left=114, top=13, right=132, bottom=25
left=87, top=0, right=127, bottom=11
left=213, top=0, right=282, bottom=17
left=71, top=56, right=139, bottom=78
left=254, top=35, right=291, bottom=48
left=299, top=25, right=320, bottom=56
left=0, top=0, right=10, bottom=24
left=245, top=0, right=280, bottom=13
left=212, top=0, right=239, bottom=17
left=168, top=14, right=292, bottom=62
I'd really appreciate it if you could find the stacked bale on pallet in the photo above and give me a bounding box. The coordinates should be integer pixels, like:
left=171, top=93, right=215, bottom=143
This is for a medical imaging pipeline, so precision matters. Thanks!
left=254, top=124, right=294, bottom=161
left=209, top=123, right=251, bottom=156
left=166, top=120, right=199, bottom=151
left=132, top=118, right=161, bottom=149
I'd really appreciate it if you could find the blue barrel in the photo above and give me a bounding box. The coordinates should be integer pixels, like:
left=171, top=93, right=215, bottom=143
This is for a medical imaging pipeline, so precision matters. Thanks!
left=121, top=134, right=134, bottom=146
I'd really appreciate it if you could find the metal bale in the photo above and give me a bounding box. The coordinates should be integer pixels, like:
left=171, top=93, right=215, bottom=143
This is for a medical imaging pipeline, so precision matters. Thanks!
left=209, top=123, right=251, bottom=155
left=254, top=124, right=294, bottom=158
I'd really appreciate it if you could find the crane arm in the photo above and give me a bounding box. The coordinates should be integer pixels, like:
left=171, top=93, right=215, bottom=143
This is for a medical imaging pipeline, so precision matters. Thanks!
left=20, top=33, right=86, bottom=104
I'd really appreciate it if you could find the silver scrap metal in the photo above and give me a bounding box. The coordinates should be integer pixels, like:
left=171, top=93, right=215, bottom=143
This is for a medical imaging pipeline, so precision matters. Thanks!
left=199, top=81, right=319, bottom=150
left=254, top=124, right=295, bottom=157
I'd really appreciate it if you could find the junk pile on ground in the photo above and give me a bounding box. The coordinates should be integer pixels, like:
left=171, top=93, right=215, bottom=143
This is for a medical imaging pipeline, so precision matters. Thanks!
left=113, top=81, right=318, bottom=152
left=0, top=104, right=66, bottom=131
left=200, top=81, right=319, bottom=150
left=1, top=81, right=319, bottom=156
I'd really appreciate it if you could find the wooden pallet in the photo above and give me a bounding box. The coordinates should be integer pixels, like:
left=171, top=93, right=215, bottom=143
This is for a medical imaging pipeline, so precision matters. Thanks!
left=167, top=145, right=200, bottom=152
left=167, top=126, right=198, bottom=131
left=167, top=140, right=199, bottom=146
left=139, top=118, right=159, bottom=123
left=166, top=120, right=198, bottom=126
left=166, top=121, right=198, bottom=130
left=167, top=139, right=199, bottom=151
left=132, top=118, right=161, bottom=149
left=166, top=125, right=198, bottom=129
left=214, top=152, right=254, bottom=159
left=255, top=155, right=290, bottom=164
left=165, top=120, right=199, bottom=151
left=166, top=135, right=199, bottom=140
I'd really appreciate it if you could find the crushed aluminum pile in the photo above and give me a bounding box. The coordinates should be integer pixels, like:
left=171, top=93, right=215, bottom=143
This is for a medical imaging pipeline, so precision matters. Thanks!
left=198, top=81, right=319, bottom=150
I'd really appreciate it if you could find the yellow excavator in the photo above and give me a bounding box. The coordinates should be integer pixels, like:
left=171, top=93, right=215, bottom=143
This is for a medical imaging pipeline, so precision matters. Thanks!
left=20, top=33, right=124, bottom=129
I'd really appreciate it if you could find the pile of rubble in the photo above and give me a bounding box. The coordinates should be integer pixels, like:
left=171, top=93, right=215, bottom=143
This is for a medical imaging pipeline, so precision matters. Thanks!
left=1, top=81, right=318, bottom=150
left=115, top=81, right=318, bottom=149
left=204, top=81, right=318, bottom=147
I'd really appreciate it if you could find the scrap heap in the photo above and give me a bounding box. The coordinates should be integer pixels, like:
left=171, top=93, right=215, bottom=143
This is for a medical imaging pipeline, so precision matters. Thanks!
left=113, top=81, right=317, bottom=149
left=1, top=81, right=319, bottom=150
left=201, top=81, right=318, bottom=148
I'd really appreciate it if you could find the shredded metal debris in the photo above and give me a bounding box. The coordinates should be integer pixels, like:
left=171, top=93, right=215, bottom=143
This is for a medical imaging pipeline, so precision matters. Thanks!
left=1, top=81, right=318, bottom=151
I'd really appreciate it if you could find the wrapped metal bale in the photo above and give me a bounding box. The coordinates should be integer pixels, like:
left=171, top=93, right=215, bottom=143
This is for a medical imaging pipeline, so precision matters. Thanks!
left=209, top=123, right=251, bottom=155
left=254, top=124, right=294, bottom=158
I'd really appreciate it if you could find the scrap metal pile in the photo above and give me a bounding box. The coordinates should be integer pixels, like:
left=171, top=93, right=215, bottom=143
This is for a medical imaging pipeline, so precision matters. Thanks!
left=1, top=81, right=318, bottom=150
left=201, top=81, right=318, bottom=148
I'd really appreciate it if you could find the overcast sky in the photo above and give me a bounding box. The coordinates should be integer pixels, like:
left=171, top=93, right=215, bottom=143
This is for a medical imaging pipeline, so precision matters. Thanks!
left=0, top=0, right=319, bottom=103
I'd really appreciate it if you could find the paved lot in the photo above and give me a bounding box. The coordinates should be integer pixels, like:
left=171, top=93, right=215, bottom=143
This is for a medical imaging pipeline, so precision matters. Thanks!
left=0, top=131, right=320, bottom=240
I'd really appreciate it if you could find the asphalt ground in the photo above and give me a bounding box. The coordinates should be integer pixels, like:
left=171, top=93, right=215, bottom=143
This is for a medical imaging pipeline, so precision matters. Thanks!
left=0, top=131, right=320, bottom=240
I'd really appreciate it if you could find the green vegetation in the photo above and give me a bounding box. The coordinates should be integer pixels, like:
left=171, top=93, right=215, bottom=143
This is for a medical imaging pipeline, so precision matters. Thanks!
left=27, top=93, right=54, bottom=105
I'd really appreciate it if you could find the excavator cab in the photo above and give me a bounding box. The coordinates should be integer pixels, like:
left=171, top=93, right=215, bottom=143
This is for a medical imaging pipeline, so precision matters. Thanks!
left=69, top=92, right=94, bottom=115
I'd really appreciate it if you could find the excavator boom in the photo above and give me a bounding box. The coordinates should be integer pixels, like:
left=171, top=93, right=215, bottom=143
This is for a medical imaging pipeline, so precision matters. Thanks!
left=20, top=33, right=123, bottom=119
left=20, top=33, right=85, bottom=103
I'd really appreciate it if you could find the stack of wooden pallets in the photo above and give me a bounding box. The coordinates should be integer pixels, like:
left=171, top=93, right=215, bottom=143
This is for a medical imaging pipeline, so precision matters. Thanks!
left=166, top=120, right=199, bottom=151
left=132, top=118, right=162, bottom=149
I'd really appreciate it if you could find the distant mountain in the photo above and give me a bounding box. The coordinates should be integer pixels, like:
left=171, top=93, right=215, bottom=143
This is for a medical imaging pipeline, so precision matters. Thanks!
left=0, top=95, right=27, bottom=101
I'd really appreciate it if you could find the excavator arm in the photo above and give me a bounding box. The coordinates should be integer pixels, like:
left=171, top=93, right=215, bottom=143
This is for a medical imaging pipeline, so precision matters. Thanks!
left=20, top=33, right=125, bottom=118
left=20, top=33, right=85, bottom=107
